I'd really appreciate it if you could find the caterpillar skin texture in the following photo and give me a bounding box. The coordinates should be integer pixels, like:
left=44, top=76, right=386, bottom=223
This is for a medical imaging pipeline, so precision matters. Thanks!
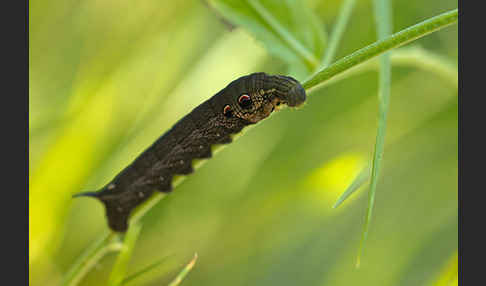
left=74, top=72, right=306, bottom=232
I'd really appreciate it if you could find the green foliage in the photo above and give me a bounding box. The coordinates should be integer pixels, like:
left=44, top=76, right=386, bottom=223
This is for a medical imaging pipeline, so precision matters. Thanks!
left=208, top=0, right=327, bottom=75
left=62, top=232, right=121, bottom=286
left=30, top=1, right=458, bottom=286
left=302, top=9, right=458, bottom=90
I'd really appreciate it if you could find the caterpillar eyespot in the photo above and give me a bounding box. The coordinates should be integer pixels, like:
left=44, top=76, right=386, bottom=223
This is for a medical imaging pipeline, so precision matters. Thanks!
left=238, top=94, right=252, bottom=108
left=73, top=72, right=306, bottom=232
left=223, top=105, right=232, bottom=117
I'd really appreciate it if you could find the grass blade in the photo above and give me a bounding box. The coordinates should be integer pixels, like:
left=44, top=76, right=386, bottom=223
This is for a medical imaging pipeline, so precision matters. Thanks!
left=208, top=0, right=325, bottom=73
left=62, top=231, right=121, bottom=286
left=321, top=0, right=357, bottom=67
left=167, top=253, right=198, bottom=286
left=356, top=0, right=393, bottom=268
left=246, top=0, right=319, bottom=69
left=120, top=255, right=171, bottom=285
left=107, top=223, right=143, bottom=286
left=303, top=9, right=458, bottom=91
left=333, top=164, right=371, bottom=208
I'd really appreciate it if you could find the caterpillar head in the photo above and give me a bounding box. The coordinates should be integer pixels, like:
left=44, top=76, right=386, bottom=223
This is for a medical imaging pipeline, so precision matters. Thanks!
left=219, top=73, right=306, bottom=124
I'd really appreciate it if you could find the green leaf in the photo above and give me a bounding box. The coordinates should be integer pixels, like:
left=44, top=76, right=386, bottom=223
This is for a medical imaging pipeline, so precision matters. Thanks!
left=356, top=0, right=393, bottom=268
left=333, top=164, right=370, bottom=209
left=107, top=223, right=143, bottom=286
left=167, top=253, right=198, bottom=286
left=207, top=0, right=327, bottom=74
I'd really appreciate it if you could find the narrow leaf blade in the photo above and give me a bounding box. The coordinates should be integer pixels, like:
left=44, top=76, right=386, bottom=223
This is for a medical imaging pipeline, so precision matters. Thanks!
left=120, top=255, right=171, bottom=285
left=357, top=0, right=393, bottom=268
left=333, top=164, right=370, bottom=208
left=321, top=0, right=357, bottom=68
left=167, top=253, right=198, bottom=286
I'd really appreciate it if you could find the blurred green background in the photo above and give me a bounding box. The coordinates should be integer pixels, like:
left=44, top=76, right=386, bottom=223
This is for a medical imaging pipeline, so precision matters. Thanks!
left=29, top=0, right=457, bottom=285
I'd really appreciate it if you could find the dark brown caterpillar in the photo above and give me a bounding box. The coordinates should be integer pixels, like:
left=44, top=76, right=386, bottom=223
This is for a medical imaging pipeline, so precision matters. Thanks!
left=74, top=72, right=306, bottom=232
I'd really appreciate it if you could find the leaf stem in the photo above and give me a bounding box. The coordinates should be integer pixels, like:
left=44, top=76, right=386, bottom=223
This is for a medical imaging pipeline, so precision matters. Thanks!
left=107, top=223, right=143, bottom=286
left=320, top=47, right=458, bottom=89
left=303, top=9, right=458, bottom=90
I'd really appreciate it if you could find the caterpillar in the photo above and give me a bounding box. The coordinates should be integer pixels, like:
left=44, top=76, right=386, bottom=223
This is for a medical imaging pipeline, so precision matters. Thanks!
left=74, top=72, right=306, bottom=232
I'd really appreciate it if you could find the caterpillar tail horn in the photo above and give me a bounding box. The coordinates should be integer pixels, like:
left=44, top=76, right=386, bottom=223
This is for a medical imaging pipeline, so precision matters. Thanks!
left=72, top=189, right=130, bottom=232
left=72, top=190, right=100, bottom=198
